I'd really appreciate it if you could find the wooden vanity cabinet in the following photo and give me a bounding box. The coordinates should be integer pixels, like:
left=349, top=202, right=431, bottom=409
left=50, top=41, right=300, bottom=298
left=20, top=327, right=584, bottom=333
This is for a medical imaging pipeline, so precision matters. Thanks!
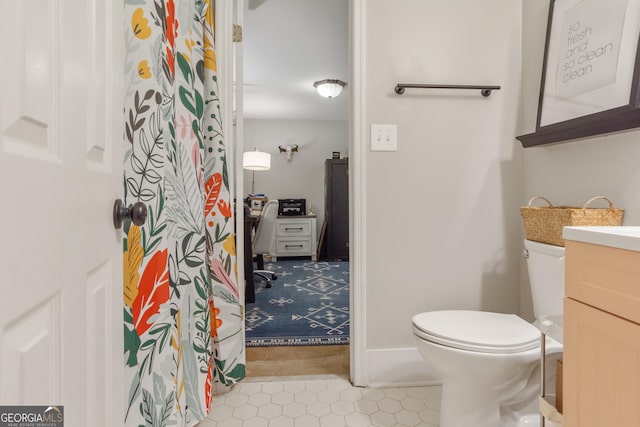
left=564, top=240, right=640, bottom=427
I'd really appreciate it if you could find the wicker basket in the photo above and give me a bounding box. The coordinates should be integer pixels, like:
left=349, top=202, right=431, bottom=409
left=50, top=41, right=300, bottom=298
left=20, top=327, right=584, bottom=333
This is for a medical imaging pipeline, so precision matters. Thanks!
left=520, top=196, right=624, bottom=247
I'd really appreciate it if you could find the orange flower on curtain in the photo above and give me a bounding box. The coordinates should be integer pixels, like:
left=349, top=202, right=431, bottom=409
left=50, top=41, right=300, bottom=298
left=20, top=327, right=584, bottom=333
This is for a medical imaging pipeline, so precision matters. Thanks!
left=132, top=249, right=170, bottom=336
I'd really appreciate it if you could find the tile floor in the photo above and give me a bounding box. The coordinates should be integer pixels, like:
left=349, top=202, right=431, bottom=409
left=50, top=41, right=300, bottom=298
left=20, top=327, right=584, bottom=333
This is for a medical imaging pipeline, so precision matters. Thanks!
left=199, top=375, right=441, bottom=427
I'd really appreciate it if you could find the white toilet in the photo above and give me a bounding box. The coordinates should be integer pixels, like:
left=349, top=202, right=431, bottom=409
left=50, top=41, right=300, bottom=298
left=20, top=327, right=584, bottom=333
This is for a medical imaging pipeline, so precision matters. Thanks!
left=412, top=239, right=564, bottom=427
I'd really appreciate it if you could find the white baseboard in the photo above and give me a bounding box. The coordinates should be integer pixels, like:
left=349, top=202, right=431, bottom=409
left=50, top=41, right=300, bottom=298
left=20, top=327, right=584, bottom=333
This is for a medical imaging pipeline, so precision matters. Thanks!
left=363, top=347, right=441, bottom=388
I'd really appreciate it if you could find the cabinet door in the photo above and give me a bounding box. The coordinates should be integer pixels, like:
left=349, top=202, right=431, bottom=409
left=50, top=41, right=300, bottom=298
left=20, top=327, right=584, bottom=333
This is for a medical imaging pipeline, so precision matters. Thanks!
left=564, top=298, right=640, bottom=427
left=324, top=159, right=349, bottom=260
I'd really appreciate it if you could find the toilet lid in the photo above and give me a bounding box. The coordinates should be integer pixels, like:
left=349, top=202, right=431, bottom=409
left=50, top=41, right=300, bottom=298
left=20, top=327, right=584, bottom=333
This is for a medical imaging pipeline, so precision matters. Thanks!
left=412, top=310, right=540, bottom=354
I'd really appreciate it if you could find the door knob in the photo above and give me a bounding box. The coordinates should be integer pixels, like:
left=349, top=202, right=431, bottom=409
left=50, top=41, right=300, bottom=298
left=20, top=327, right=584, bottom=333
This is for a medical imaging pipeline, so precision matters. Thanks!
left=113, top=199, right=147, bottom=229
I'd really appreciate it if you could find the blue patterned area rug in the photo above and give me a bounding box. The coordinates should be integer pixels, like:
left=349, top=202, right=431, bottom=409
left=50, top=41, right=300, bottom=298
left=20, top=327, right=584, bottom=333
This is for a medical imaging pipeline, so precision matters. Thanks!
left=245, top=260, right=350, bottom=347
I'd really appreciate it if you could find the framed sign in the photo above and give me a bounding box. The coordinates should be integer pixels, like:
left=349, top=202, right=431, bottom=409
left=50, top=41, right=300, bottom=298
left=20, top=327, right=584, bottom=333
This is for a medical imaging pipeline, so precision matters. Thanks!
left=517, top=0, right=640, bottom=147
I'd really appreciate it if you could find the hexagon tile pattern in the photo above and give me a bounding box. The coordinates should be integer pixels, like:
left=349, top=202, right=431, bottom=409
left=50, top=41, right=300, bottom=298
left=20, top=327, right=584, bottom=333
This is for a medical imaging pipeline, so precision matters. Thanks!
left=198, top=375, right=441, bottom=427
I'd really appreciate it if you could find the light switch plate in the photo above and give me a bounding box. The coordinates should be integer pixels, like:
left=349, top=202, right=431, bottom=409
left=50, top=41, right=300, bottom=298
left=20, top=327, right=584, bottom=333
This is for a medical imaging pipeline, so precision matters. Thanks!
left=371, top=124, right=398, bottom=151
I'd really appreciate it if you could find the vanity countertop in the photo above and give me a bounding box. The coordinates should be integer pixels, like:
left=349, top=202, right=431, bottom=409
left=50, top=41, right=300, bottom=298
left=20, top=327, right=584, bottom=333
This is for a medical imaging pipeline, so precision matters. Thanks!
left=563, top=226, right=640, bottom=252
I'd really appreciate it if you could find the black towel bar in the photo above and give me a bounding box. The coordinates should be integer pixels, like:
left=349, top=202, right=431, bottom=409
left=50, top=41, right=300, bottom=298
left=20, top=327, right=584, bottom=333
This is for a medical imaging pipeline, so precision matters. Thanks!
left=394, top=83, right=501, bottom=97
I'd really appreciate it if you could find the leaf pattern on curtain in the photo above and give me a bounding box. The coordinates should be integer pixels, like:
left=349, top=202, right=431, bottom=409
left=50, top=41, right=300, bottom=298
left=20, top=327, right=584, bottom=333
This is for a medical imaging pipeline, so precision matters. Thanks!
left=123, top=1, right=245, bottom=426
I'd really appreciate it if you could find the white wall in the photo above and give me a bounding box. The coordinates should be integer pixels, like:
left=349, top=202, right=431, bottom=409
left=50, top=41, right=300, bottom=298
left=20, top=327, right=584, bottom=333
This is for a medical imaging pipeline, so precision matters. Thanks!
left=363, top=0, right=523, bottom=383
left=243, top=119, right=348, bottom=233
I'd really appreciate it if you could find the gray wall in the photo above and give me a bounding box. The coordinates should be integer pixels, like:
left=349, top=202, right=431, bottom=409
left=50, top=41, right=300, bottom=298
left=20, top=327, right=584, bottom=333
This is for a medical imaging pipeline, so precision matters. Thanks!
left=243, top=119, right=348, bottom=234
left=364, top=0, right=524, bottom=352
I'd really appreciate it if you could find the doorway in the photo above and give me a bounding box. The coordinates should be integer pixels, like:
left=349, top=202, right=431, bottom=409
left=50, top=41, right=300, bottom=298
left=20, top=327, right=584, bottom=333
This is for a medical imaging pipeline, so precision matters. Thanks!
left=239, top=0, right=350, bottom=378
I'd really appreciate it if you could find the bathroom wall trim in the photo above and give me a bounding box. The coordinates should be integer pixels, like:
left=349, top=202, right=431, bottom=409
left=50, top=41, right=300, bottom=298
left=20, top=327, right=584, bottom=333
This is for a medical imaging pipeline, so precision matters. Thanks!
left=349, top=0, right=367, bottom=387
left=365, top=347, right=440, bottom=388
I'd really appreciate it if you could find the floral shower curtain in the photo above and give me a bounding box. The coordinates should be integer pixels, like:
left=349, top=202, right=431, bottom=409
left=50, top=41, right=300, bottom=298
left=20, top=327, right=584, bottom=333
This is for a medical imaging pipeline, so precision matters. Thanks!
left=123, top=0, right=245, bottom=425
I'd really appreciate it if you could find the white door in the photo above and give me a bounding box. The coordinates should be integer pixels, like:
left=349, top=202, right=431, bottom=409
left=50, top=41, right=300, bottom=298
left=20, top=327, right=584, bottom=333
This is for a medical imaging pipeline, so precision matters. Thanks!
left=0, top=0, right=124, bottom=426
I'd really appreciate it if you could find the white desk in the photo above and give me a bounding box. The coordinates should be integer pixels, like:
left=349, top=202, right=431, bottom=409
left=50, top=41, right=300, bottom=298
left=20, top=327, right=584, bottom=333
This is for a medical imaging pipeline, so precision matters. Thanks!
left=273, top=215, right=317, bottom=261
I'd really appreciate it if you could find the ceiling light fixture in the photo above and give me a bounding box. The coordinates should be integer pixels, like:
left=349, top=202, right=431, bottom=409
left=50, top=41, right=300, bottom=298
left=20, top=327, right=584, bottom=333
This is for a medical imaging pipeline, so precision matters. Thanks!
left=313, top=79, right=346, bottom=99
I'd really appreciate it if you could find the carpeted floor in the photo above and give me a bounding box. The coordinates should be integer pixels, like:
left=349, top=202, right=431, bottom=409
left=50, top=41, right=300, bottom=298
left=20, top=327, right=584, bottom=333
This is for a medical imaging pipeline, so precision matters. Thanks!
left=245, top=260, right=349, bottom=347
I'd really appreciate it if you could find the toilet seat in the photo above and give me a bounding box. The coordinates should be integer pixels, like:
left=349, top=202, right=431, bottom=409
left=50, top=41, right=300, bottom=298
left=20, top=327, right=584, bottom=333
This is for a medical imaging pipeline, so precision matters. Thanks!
left=412, top=310, right=540, bottom=354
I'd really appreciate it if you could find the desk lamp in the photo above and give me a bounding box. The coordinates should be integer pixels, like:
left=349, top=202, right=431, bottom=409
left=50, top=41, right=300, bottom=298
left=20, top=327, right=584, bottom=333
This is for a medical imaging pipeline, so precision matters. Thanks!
left=242, top=148, right=271, bottom=194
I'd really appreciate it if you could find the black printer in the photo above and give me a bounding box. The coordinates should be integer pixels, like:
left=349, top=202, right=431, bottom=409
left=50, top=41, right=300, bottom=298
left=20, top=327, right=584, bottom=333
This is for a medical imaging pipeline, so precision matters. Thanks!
left=278, top=199, right=306, bottom=216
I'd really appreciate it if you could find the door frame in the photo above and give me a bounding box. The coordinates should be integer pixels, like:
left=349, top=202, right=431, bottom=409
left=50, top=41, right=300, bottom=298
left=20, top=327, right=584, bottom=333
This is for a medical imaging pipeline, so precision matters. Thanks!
left=348, top=0, right=367, bottom=387
left=217, top=0, right=369, bottom=386
left=216, top=0, right=246, bottom=308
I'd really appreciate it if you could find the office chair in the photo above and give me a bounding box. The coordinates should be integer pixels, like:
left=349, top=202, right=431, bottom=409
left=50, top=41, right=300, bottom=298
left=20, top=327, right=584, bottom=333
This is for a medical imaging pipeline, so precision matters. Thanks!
left=252, top=200, right=278, bottom=288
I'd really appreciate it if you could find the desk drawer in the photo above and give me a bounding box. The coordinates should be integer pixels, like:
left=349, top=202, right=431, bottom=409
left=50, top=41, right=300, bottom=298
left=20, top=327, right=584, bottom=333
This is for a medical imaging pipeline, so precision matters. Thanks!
left=276, top=238, right=312, bottom=255
left=277, top=220, right=312, bottom=237
left=566, top=240, right=640, bottom=325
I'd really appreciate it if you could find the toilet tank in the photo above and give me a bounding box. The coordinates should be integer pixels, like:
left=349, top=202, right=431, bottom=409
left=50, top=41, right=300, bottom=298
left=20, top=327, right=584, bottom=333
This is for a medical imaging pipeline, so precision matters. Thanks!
left=524, top=239, right=565, bottom=319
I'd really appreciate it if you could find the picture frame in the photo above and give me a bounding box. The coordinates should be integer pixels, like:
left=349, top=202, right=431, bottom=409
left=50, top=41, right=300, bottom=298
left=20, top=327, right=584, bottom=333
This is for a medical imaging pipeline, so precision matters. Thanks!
left=249, top=196, right=268, bottom=212
left=517, top=0, right=640, bottom=147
